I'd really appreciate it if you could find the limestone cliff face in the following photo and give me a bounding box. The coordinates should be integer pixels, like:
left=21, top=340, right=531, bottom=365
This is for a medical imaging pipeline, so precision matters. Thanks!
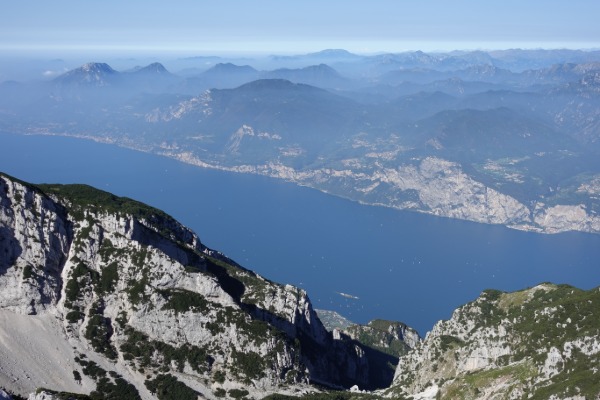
left=371, top=157, right=532, bottom=226
left=0, top=176, right=71, bottom=315
left=342, top=320, right=421, bottom=391
left=234, top=156, right=600, bottom=235
left=533, top=203, right=600, bottom=234
left=0, top=173, right=369, bottom=399
left=388, top=284, right=600, bottom=400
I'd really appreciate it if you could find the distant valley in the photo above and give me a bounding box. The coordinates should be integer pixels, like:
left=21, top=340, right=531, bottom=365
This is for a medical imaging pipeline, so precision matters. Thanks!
left=2, top=48, right=600, bottom=233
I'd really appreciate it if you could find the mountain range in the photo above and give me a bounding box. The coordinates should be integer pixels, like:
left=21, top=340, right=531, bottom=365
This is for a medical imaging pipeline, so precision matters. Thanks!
left=0, top=172, right=598, bottom=399
left=1, top=49, right=600, bottom=234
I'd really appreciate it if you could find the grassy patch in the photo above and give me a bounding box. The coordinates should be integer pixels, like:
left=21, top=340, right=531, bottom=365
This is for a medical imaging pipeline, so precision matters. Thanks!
left=228, top=388, right=249, bottom=399
left=120, top=327, right=212, bottom=374
left=126, top=275, right=149, bottom=305
left=65, top=262, right=100, bottom=307
left=160, top=289, right=209, bottom=314
left=66, top=310, right=84, bottom=323
left=39, top=183, right=170, bottom=221
left=497, top=290, right=530, bottom=311
left=98, top=262, right=119, bottom=294
left=145, top=374, right=199, bottom=400
left=439, top=335, right=464, bottom=353
left=90, top=376, right=141, bottom=400
left=38, top=183, right=184, bottom=242
left=84, top=314, right=118, bottom=360
left=230, top=349, right=266, bottom=380
left=442, top=360, right=536, bottom=399
left=22, top=264, right=34, bottom=280
left=74, top=355, right=140, bottom=399
left=98, top=238, right=126, bottom=262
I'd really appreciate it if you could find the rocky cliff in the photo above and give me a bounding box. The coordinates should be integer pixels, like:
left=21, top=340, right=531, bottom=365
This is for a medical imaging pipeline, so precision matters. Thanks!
left=0, top=172, right=378, bottom=399
left=343, top=320, right=421, bottom=391
left=169, top=153, right=600, bottom=235
left=387, top=283, right=600, bottom=400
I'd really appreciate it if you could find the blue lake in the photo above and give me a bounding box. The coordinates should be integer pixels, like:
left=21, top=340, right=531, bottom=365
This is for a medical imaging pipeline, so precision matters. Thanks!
left=2, top=133, right=600, bottom=335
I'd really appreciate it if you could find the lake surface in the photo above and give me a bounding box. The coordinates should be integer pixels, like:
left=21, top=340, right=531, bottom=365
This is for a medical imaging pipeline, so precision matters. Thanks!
left=2, top=133, right=600, bottom=335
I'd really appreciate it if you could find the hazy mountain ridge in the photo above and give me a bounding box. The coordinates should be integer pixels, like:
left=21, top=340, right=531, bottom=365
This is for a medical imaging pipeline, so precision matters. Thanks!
left=2, top=49, right=600, bottom=234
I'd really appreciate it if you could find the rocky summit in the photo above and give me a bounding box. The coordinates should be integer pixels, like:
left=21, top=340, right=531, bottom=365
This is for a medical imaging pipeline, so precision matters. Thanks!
left=0, top=172, right=404, bottom=399
left=386, top=283, right=600, bottom=400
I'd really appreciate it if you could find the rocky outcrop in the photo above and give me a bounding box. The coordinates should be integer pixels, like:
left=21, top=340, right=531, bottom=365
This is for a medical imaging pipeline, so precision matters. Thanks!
left=0, top=176, right=71, bottom=315
left=533, top=203, right=600, bottom=233
left=345, top=320, right=420, bottom=355
left=166, top=151, right=600, bottom=235
left=286, top=157, right=599, bottom=235
left=371, top=157, right=532, bottom=226
left=387, top=284, right=600, bottom=400
left=0, top=173, right=371, bottom=399
left=343, top=320, right=421, bottom=390
left=315, top=309, right=355, bottom=331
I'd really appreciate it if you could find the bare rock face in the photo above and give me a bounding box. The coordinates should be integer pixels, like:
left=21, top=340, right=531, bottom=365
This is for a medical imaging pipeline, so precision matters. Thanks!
left=0, top=177, right=71, bottom=315
left=258, top=156, right=600, bottom=235
left=341, top=319, right=421, bottom=390
left=0, top=173, right=371, bottom=399
left=373, top=157, right=532, bottom=226
left=387, top=284, right=600, bottom=400
left=533, top=203, right=600, bottom=233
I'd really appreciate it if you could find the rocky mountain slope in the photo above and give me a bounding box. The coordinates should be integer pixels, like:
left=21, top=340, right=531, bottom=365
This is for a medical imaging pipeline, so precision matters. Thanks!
left=1, top=171, right=599, bottom=400
left=0, top=172, right=405, bottom=399
left=314, top=312, right=422, bottom=394
left=344, top=320, right=420, bottom=391
left=387, top=283, right=600, bottom=400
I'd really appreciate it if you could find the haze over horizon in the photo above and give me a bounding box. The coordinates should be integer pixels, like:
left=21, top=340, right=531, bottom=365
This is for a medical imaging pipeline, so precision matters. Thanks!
left=2, top=0, right=600, bottom=56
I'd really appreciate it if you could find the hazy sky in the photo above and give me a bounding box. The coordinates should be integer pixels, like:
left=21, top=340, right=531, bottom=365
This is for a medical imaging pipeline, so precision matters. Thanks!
left=2, top=0, right=600, bottom=55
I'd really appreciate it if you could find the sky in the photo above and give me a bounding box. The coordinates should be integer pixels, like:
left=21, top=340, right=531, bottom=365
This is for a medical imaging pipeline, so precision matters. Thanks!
left=1, top=0, right=600, bottom=56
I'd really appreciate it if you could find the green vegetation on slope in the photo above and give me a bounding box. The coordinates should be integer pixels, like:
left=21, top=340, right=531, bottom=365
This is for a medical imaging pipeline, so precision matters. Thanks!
left=37, top=183, right=172, bottom=222
left=400, top=284, right=600, bottom=400
left=145, top=374, right=199, bottom=400
left=74, top=356, right=141, bottom=400
left=120, top=326, right=212, bottom=375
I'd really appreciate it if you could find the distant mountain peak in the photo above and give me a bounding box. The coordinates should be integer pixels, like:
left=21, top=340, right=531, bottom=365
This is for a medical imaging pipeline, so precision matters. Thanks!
left=80, top=62, right=116, bottom=74
left=206, top=63, right=257, bottom=73
left=236, top=78, right=314, bottom=92
left=268, top=63, right=340, bottom=76
left=259, top=64, right=345, bottom=88
left=54, top=62, right=118, bottom=86
left=135, top=62, right=170, bottom=74
left=304, top=63, right=337, bottom=71
left=309, top=48, right=357, bottom=56
left=304, top=49, right=362, bottom=61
